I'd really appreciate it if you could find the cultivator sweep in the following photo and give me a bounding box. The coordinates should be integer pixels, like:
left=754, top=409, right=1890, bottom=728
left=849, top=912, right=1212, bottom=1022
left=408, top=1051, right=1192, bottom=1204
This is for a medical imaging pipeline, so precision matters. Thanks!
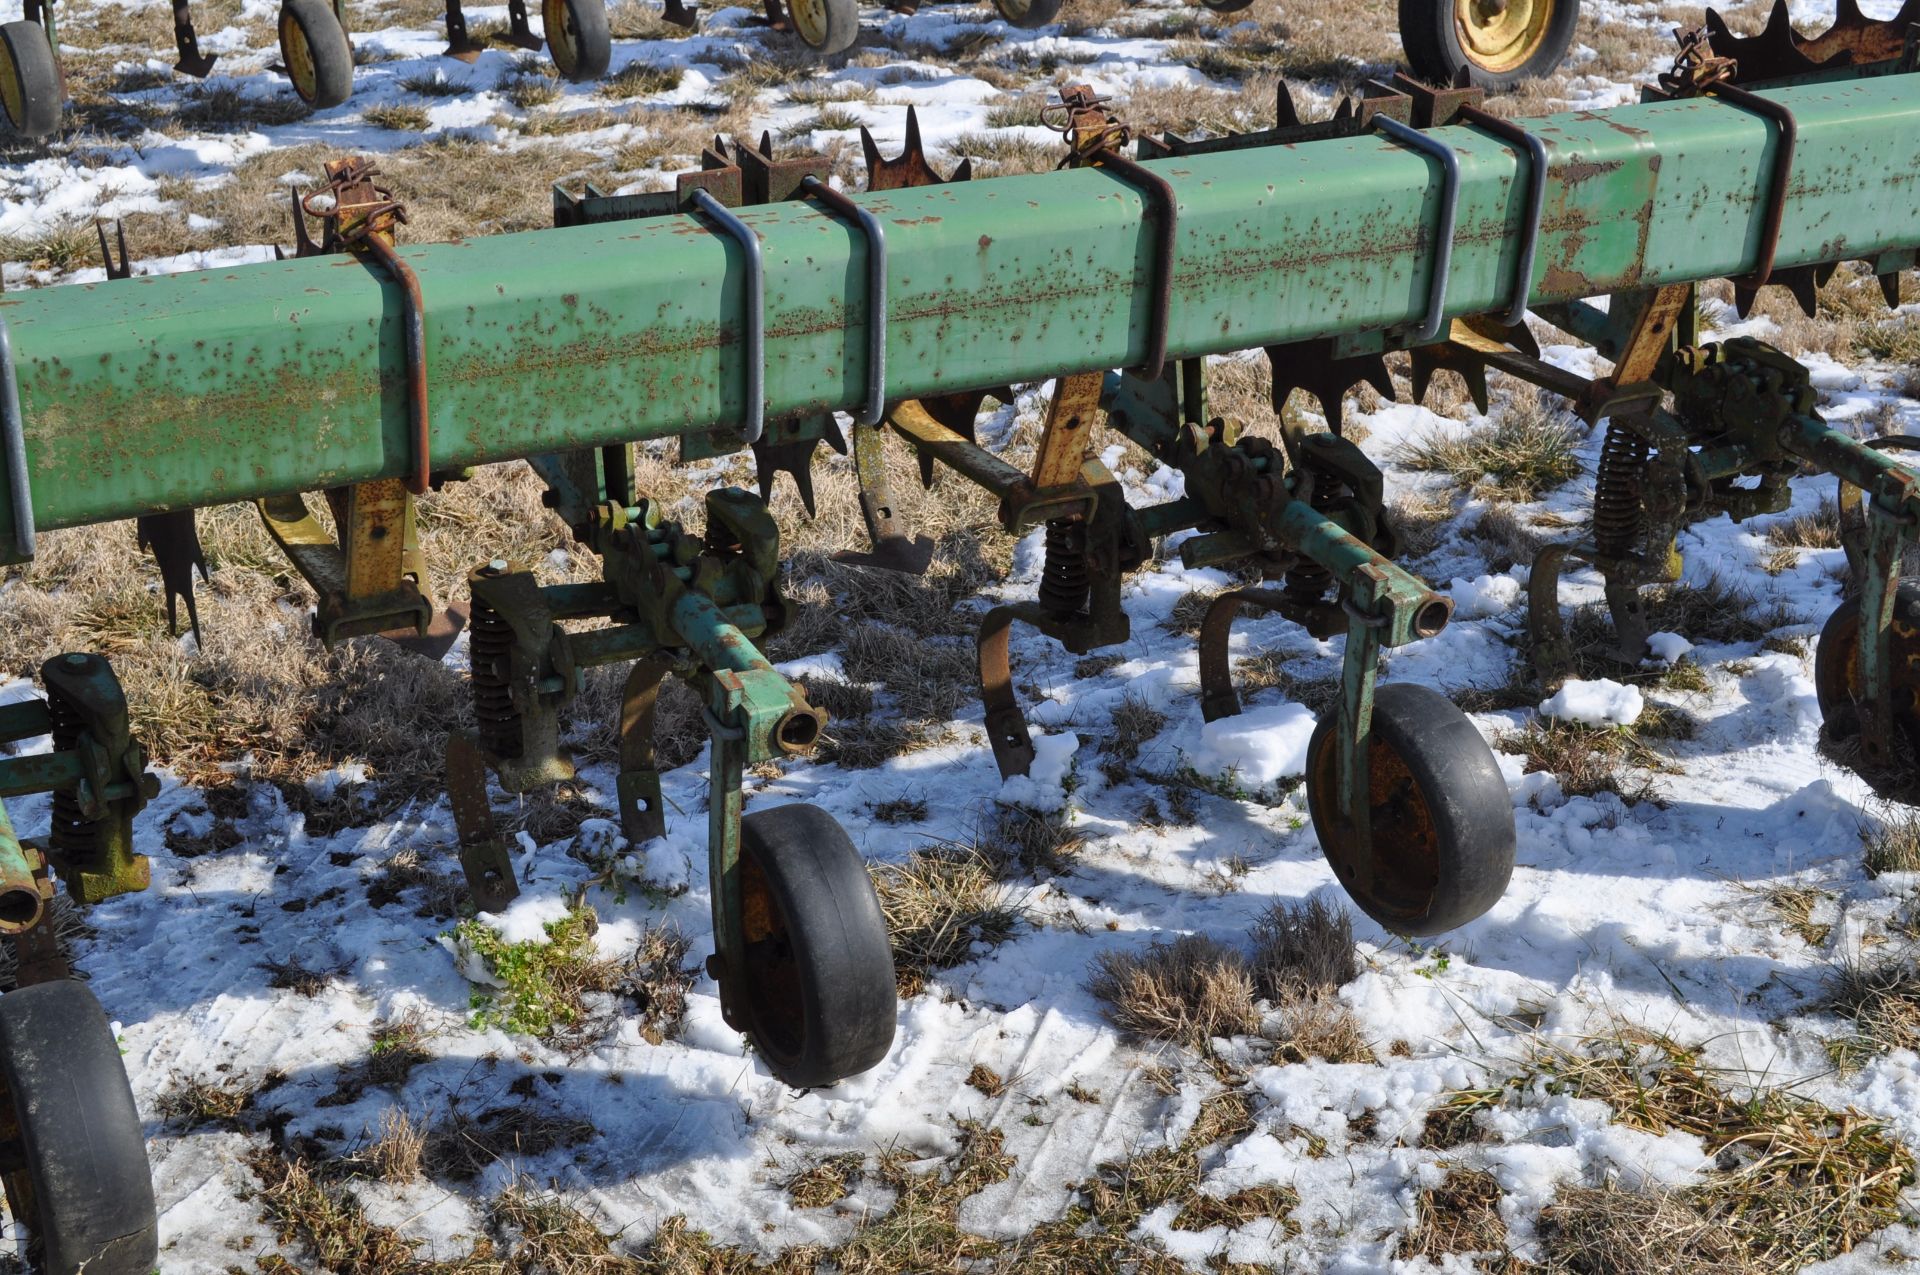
left=0, top=9, right=1912, bottom=1265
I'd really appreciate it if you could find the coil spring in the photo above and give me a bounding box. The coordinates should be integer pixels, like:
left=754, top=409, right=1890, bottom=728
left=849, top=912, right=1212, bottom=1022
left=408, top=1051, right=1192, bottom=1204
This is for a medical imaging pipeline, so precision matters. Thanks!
left=1038, top=518, right=1091, bottom=618
left=469, top=595, right=523, bottom=759
left=1594, top=423, right=1650, bottom=559
left=46, top=689, right=101, bottom=871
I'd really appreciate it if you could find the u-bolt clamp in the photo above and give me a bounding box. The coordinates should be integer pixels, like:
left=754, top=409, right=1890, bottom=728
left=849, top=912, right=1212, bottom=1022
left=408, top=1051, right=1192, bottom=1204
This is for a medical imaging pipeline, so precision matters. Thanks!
left=800, top=175, right=888, bottom=427
left=1456, top=106, right=1548, bottom=328
left=0, top=318, right=34, bottom=559
left=1372, top=115, right=1460, bottom=344
left=691, top=188, right=766, bottom=446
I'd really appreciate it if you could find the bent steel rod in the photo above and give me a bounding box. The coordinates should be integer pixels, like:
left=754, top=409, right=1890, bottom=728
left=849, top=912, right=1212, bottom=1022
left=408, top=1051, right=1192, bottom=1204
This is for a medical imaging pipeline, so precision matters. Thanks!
left=0, top=74, right=1916, bottom=559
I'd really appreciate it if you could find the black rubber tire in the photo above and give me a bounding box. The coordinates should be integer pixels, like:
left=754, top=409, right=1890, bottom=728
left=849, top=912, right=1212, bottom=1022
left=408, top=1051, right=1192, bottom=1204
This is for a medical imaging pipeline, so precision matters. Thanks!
left=737, top=804, right=896, bottom=1088
left=543, top=0, right=611, bottom=81
left=1197, top=0, right=1253, bottom=12
left=1814, top=583, right=1920, bottom=792
left=786, top=0, right=860, bottom=55
left=279, top=0, right=354, bottom=107
left=993, top=0, right=1063, bottom=29
left=1305, top=683, right=1514, bottom=937
left=0, top=981, right=157, bottom=1275
left=0, top=21, right=60, bottom=139
left=1398, top=0, right=1579, bottom=92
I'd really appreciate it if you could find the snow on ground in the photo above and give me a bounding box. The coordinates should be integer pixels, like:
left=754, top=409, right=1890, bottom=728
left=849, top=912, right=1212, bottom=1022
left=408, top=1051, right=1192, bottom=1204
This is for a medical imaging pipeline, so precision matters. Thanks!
left=2, top=0, right=1920, bottom=1269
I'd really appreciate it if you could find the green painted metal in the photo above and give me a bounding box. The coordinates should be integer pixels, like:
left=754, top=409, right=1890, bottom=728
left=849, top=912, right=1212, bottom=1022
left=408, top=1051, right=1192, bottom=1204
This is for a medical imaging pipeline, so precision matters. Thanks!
left=1, top=75, right=1917, bottom=558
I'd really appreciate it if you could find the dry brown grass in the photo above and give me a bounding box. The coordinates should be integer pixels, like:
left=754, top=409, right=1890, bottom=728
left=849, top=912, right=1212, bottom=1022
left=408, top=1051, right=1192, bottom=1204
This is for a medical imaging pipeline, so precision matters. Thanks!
left=1863, top=805, right=1920, bottom=878
left=421, top=1102, right=597, bottom=1184
left=872, top=846, right=1023, bottom=997
left=1536, top=1184, right=1756, bottom=1275
left=1496, top=719, right=1666, bottom=804
left=158, top=1074, right=255, bottom=1130
left=785, top=1151, right=864, bottom=1210
left=1766, top=501, right=1842, bottom=550
left=362, top=1108, right=426, bottom=1185
left=1398, top=397, right=1584, bottom=502
left=247, top=1147, right=434, bottom=1272
left=1398, top=1167, right=1511, bottom=1265
left=1249, top=896, right=1355, bottom=1003
left=1823, top=947, right=1920, bottom=1071
left=1763, top=884, right=1832, bottom=948
left=1525, top=1030, right=1913, bottom=1269
left=1087, top=934, right=1260, bottom=1049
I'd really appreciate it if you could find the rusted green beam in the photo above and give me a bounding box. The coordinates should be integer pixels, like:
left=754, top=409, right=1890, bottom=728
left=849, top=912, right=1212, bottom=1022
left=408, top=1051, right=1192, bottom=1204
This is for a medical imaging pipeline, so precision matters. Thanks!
left=2, top=73, right=1917, bottom=558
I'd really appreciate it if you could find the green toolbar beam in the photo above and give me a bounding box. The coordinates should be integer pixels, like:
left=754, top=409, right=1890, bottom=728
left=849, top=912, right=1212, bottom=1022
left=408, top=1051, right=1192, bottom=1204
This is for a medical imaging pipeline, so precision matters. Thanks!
left=2, top=73, right=1917, bottom=558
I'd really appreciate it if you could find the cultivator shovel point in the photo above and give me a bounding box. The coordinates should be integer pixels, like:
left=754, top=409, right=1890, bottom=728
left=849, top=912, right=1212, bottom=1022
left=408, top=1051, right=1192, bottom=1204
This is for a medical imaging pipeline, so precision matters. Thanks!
left=169, top=0, right=216, bottom=76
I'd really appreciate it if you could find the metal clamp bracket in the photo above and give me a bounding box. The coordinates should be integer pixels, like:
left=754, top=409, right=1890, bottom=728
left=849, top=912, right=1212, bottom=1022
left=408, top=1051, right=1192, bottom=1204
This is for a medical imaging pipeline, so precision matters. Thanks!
left=0, top=318, right=33, bottom=560
left=800, top=175, right=887, bottom=426
left=1092, top=147, right=1177, bottom=382
left=1707, top=82, right=1797, bottom=289
left=1457, top=105, right=1547, bottom=327
left=690, top=188, right=766, bottom=446
left=1372, top=115, right=1460, bottom=344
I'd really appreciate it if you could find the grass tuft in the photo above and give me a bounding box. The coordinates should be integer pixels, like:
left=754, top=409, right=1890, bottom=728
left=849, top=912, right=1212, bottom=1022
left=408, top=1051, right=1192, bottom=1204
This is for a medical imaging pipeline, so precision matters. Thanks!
left=871, top=847, right=1022, bottom=997
left=1398, top=404, right=1584, bottom=500
left=1863, top=806, right=1920, bottom=877
left=1087, top=934, right=1259, bottom=1049
left=1398, top=1167, right=1508, bottom=1263
left=1823, top=947, right=1920, bottom=1070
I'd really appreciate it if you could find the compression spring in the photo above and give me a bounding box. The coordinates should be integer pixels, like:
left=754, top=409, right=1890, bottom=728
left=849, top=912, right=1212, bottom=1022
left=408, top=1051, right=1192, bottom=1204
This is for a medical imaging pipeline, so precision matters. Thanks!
left=45, top=689, right=101, bottom=871
left=1038, top=518, right=1091, bottom=618
left=469, top=595, right=523, bottom=759
left=1593, top=422, right=1650, bottom=559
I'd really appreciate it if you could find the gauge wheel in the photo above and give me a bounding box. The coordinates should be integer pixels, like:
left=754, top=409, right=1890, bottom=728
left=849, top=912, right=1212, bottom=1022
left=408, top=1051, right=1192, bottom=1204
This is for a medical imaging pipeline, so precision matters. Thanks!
left=787, top=0, right=859, bottom=55
left=0, top=21, right=60, bottom=139
left=543, top=0, right=611, bottom=80
left=1304, top=683, right=1515, bottom=936
left=994, top=0, right=1064, bottom=28
left=1197, top=0, right=1253, bottom=12
left=737, top=804, right=896, bottom=1088
left=279, top=0, right=353, bottom=107
left=1399, top=0, right=1579, bottom=91
left=1814, top=584, right=1920, bottom=794
left=0, top=980, right=157, bottom=1275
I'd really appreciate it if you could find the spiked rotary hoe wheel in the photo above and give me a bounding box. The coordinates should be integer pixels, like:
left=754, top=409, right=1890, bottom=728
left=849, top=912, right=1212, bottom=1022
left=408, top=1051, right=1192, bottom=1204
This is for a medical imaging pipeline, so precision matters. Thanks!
left=1400, top=0, right=1580, bottom=90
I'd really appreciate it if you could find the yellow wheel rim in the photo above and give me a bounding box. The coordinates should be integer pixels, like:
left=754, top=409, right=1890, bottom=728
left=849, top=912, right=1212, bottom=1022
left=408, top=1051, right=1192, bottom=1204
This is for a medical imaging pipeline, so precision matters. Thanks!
left=788, top=0, right=830, bottom=48
left=1453, top=0, right=1551, bottom=75
left=280, top=10, right=318, bottom=101
left=0, top=42, right=21, bottom=131
left=542, top=0, right=577, bottom=75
